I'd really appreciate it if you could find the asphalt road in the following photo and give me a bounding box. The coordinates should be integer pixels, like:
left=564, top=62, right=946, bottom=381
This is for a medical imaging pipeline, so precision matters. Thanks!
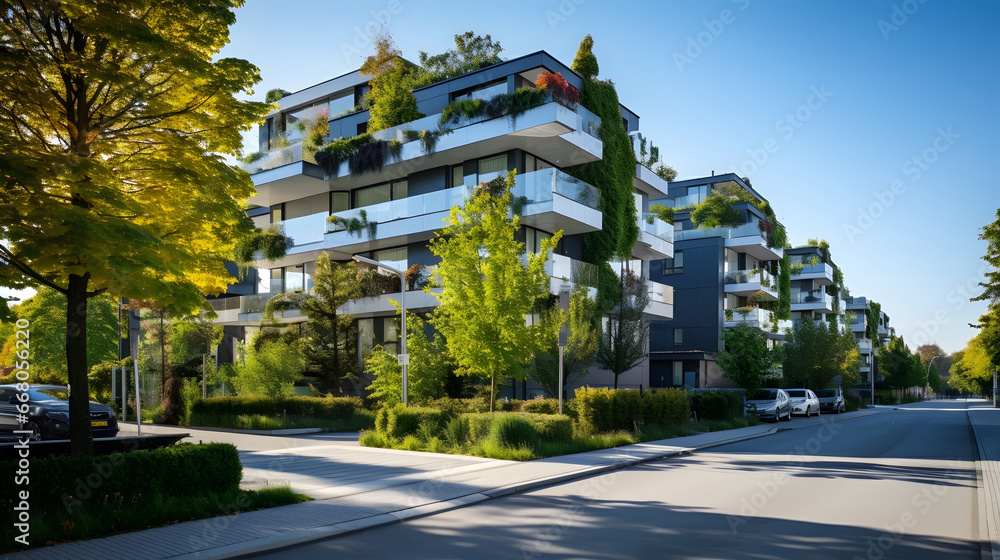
left=248, top=401, right=983, bottom=560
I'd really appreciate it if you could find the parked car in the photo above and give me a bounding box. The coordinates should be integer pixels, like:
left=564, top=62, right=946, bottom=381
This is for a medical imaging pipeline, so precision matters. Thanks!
left=746, top=388, right=791, bottom=422
left=816, top=388, right=846, bottom=414
left=786, top=389, right=820, bottom=417
left=0, top=384, right=119, bottom=441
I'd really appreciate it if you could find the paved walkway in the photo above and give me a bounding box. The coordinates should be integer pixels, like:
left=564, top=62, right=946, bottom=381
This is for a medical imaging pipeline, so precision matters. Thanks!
left=969, top=403, right=1000, bottom=560
left=7, top=410, right=884, bottom=560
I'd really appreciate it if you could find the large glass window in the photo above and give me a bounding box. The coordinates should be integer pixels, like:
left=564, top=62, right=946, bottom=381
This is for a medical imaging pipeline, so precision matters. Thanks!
left=662, top=251, right=683, bottom=275
left=524, top=227, right=552, bottom=255
left=358, top=318, right=374, bottom=361
left=285, top=104, right=327, bottom=144
left=672, top=362, right=683, bottom=386
left=525, top=154, right=553, bottom=173
left=270, top=203, right=284, bottom=224
left=286, top=265, right=305, bottom=292
left=478, top=155, right=508, bottom=182
left=391, top=180, right=408, bottom=201
left=270, top=268, right=283, bottom=294
left=372, top=246, right=407, bottom=273
left=331, top=192, right=350, bottom=213
left=354, top=183, right=391, bottom=208
left=258, top=268, right=271, bottom=294
left=328, top=90, right=354, bottom=117
left=452, top=165, right=476, bottom=188
left=382, top=318, right=398, bottom=356
left=452, top=80, right=507, bottom=104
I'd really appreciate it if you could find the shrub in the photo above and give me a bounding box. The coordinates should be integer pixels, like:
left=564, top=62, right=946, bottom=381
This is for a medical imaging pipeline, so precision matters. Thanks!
left=845, top=391, right=864, bottom=412
left=575, top=387, right=689, bottom=433
left=443, top=416, right=470, bottom=447
left=190, top=396, right=362, bottom=422
left=349, top=138, right=397, bottom=175
left=384, top=404, right=447, bottom=439
left=535, top=71, right=579, bottom=108
left=360, top=430, right=389, bottom=448
left=487, top=414, right=539, bottom=450
left=462, top=412, right=572, bottom=444
left=521, top=398, right=559, bottom=415
left=0, top=443, right=241, bottom=515
left=375, top=406, right=390, bottom=433
left=422, top=396, right=491, bottom=416
left=314, top=134, right=372, bottom=176
left=688, top=390, right=744, bottom=422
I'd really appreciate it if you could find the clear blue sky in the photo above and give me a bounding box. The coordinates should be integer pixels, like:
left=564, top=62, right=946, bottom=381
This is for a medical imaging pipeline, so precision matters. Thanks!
left=6, top=0, right=996, bottom=355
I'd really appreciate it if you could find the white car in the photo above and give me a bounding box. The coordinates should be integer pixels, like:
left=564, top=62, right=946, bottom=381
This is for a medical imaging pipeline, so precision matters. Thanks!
left=786, top=389, right=820, bottom=417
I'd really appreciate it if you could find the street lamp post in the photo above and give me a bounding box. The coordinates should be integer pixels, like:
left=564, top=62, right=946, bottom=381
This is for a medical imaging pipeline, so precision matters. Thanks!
left=353, top=255, right=408, bottom=405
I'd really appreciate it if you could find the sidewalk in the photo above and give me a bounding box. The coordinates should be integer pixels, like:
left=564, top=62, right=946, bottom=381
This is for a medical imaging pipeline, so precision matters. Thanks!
left=968, top=404, right=1000, bottom=560
left=8, top=409, right=883, bottom=560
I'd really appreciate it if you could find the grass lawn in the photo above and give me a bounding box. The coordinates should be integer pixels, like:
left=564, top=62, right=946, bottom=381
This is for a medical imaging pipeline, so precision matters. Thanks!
left=360, top=417, right=761, bottom=461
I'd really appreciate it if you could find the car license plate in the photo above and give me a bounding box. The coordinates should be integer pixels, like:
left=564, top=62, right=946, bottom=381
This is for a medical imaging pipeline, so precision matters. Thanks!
left=91, top=420, right=108, bottom=427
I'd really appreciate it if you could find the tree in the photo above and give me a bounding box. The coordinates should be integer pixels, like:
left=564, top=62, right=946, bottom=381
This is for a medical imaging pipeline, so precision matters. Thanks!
left=361, top=31, right=422, bottom=132
left=782, top=320, right=859, bottom=390
left=415, top=31, right=504, bottom=88
left=690, top=192, right=741, bottom=229
left=571, top=34, right=599, bottom=80
left=232, top=341, right=303, bottom=397
left=718, top=323, right=776, bottom=397
left=526, top=286, right=599, bottom=398
left=263, top=253, right=360, bottom=393
left=916, top=343, right=946, bottom=367
left=973, top=209, right=1000, bottom=304
left=7, top=287, right=118, bottom=380
left=0, top=1, right=269, bottom=455
left=653, top=164, right=678, bottom=183
left=880, top=336, right=925, bottom=391
left=367, top=307, right=452, bottom=407
left=595, top=268, right=650, bottom=389
left=430, top=172, right=561, bottom=410
left=949, top=339, right=993, bottom=395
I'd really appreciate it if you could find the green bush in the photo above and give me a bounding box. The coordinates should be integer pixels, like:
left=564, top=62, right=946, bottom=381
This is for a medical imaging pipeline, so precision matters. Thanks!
left=845, top=391, right=864, bottom=412
left=384, top=405, right=447, bottom=439
left=575, top=387, right=690, bottom=433
left=422, top=396, right=491, bottom=416
left=487, top=414, right=539, bottom=450
left=190, top=395, right=362, bottom=422
left=375, top=406, right=390, bottom=433
left=462, top=412, right=573, bottom=444
left=521, top=398, right=560, bottom=415
left=688, top=390, right=744, bottom=422
left=0, top=443, right=240, bottom=515
left=443, top=416, right=470, bottom=447
left=359, top=430, right=389, bottom=448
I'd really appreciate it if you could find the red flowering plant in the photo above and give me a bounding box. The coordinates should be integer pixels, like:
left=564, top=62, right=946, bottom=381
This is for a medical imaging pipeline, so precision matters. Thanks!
left=535, top=71, right=579, bottom=109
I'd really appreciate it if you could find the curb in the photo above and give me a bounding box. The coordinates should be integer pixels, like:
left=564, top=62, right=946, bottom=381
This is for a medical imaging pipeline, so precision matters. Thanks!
left=967, top=410, right=1000, bottom=560
left=179, top=410, right=886, bottom=559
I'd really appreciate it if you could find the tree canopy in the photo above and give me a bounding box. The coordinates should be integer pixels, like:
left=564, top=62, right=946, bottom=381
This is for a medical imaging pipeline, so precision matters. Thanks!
left=718, top=323, right=777, bottom=397
left=526, top=286, right=599, bottom=398
left=782, top=319, right=859, bottom=390
left=595, top=268, right=649, bottom=389
left=0, top=0, right=270, bottom=454
left=880, top=335, right=926, bottom=391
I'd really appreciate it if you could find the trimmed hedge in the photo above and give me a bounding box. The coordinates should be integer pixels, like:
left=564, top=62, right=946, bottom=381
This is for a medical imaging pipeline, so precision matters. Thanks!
left=688, top=390, right=744, bottom=422
left=463, top=412, right=573, bottom=443
left=382, top=405, right=448, bottom=439
left=520, top=399, right=560, bottom=415
left=0, top=443, right=241, bottom=515
left=575, top=387, right=690, bottom=433
left=190, top=396, right=362, bottom=422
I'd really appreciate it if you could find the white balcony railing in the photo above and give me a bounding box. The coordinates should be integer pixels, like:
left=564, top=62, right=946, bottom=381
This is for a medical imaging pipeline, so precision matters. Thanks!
left=674, top=222, right=766, bottom=242
left=640, top=213, right=673, bottom=243
left=726, top=307, right=774, bottom=328
left=724, top=269, right=775, bottom=289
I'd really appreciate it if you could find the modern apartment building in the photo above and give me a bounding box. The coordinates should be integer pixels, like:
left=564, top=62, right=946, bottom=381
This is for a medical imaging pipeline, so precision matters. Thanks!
left=209, top=51, right=674, bottom=395
left=785, top=245, right=838, bottom=326
left=647, top=173, right=785, bottom=389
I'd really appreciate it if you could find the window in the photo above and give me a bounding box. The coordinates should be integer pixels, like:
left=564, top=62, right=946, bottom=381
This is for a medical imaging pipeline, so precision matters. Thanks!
left=328, top=90, right=353, bottom=117
left=452, top=80, right=507, bottom=104
left=286, top=265, right=305, bottom=292
left=383, top=318, right=398, bottom=355
left=354, top=183, right=391, bottom=208
left=478, top=155, right=508, bottom=182
left=662, top=251, right=683, bottom=275
left=258, top=268, right=271, bottom=294
left=674, top=329, right=683, bottom=345
left=331, top=192, right=350, bottom=213
left=524, top=227, right=552, bottom=255
left=358, top=318, right=374, bottom=360
left=524, top=154, right=553, bottom=173
left=372, top=246, right=407, bottom=272
left=270, top=203, right=284, bottom=224
left=392, top=180, right=408, bottom=201
left=270, top=268, right=282, bottom=294
left=672, top=362, right=683, bottom=386
left=285, top=104, right=327, bottom=144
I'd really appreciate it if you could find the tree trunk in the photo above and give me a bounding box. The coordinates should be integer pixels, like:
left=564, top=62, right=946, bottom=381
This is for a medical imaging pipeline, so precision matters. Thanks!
left=66, top=274, right=93, bottom=456
left=160, top=311, right=166, bottom=388
left=614, top=374, right=618, bottom=390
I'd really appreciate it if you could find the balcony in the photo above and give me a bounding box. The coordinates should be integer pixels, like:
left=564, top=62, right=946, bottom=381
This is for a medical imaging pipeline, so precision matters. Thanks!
left=321, top=168, right=603, bottom=259
left=633, top=212, right=674, bottom=260
left=674, top=222, right=782, bottom=261
left=724, top=307, right=774, bottom=330
left=633, top=163, right=669, bottom=198
left=790, top=290, right=834, bottom=313
left=723, top=269, right=778, bottom=300
left=645, top=280, right=674, bottom=320
left=246, top=100, right=603, bottom=207
left=858, top=339, right=873, bottom=353
left=790, top=262, right=835, bottom=286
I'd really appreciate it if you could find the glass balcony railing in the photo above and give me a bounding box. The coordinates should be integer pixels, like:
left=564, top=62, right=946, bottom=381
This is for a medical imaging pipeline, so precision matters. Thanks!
left=326, top=168, right=600, bottom=235
left=791, top=291, right=832, bottom=305
left=274, top=213, right=327, bottom=247
left=726, top=307, right=774, bottom=327
left=237, top=143, right=303, bottom=174
left=640, top=214, right=673, bottom=242
left=649, top=281, right=673, bottom=306
left=670, top=193, right=701, bottom=210
left=674, top=222, right=767, bottom=242
left=549, top=254, right=599, bottom=288
left=724, top=269, right=775, bottom=289
left=239, top=294, right=273, bottom=315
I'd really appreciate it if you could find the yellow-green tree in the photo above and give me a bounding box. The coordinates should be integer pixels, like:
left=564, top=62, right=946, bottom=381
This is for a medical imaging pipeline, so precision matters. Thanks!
left=0, top=1, right=270, bottom=455
left=430, top=172, right=561, bottom=410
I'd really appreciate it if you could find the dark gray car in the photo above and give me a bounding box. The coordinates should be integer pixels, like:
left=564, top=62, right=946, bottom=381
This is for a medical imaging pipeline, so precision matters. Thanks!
left=0, top=384, right=119, bottom=441
left=815, top=387, right=846, bottom=414
left=746, top=388, right=792, bottom=422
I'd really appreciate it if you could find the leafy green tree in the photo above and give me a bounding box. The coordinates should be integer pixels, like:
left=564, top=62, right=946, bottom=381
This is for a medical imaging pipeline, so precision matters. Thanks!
left=0, top=1, right=269, bottom=455
left=414, top=31, right=503, bottom=88
left=430, top=172, right=561, bottom=410
left=526, top=286, right=599, bottom=398
left=232, top=341, right=303, bottom=397
left=361, top=32, right=423, bottom=132
left=364, top=346, right=403, bottom=407
left=264, top=253, right=360, bottom=392
left=690, top=192, right=741, bottom=229
left=653, top=164, right=678, bottom=183
left=367, top=309, right=453, bottom=407
left=167, top=315, right=222, bottom=377
left=782, top=320, right=859, bottom=390
left=8, top=287, right=118, bottom=380
left=718, top=323, right=776, bottom=397
left=571, top=34, right=599, bottom=80
left=595, top=269, right=649, bottom=389
left=879, top=336, right=925, bottom=391
left=648, top=203, right=674, bottom=225
left=973, top=209, right=1000, bottom=304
